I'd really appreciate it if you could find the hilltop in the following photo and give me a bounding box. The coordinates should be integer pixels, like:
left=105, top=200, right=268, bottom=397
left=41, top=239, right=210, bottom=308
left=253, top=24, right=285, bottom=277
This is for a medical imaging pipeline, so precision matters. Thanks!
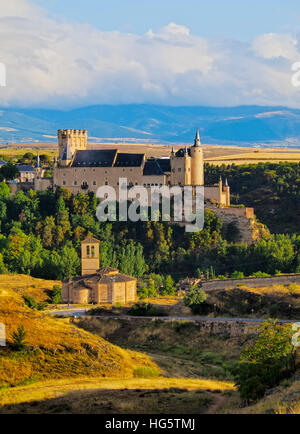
left=2, top=105, right=300, bottom=146
left=0, top=275, right=156, bottom=387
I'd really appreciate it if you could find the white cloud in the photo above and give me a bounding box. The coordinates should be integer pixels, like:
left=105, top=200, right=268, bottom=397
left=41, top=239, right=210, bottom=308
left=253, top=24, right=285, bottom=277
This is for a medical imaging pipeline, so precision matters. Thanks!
left=0, top=0, right=300, bottom=108
left=252, top=33, right=299, bottom=60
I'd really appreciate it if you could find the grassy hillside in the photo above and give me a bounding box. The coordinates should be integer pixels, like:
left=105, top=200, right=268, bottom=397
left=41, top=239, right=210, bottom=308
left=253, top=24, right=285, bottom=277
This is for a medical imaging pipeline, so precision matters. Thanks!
left=0, top=276, right=156, bottom=387
left=200, top=284, right=300, bottom=319
left=0, top=274, right=58, bottom=303
left=0, top=376, right=235, bottom=414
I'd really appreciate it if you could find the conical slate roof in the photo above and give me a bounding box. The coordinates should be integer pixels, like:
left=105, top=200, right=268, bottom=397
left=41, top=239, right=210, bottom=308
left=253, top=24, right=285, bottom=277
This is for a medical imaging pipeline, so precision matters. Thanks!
left=194, top=129, right=201, bottom=147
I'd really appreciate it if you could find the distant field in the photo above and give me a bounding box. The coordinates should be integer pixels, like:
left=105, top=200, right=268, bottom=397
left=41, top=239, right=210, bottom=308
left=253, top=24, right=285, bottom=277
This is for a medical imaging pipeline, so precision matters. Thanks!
left=3, top=142, right=299, bottom=165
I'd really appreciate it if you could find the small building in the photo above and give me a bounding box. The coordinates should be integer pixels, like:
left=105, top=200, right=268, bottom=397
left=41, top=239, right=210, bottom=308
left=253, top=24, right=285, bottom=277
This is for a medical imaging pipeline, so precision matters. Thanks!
left=17, top=165, right=35, bottom=183
left=62, top=236, right=137, bottom=305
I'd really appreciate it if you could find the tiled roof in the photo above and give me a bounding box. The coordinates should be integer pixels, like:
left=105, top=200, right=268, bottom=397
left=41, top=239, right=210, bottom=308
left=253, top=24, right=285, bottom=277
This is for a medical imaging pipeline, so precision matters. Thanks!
left=82, top=236, right=100, bottom=244
left=114, top=153, right=144, bottom=167
left=17, top=165, right=35, bottom=172
left=143, top=159, right=164, bottom=176
left=175, top=148, right=191, bottom=157
left=65, top=266, right=136, bottom=286
left=71, top=150, right=117, bottom=167
left=157, top=158, right=171, bottom=173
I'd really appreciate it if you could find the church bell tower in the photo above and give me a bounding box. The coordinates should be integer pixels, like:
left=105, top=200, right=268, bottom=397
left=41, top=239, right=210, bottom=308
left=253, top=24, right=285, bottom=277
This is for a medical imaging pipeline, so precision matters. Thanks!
left=81, top=236, right=100, bottom=276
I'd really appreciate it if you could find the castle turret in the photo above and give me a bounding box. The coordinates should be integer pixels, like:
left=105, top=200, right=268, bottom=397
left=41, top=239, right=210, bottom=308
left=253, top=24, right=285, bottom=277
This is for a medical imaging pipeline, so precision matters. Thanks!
left=219, top=176, right=223, bottom=205
left=224, top=178, right=230, bottom=207
left=190, top=129, right=204, bottom=185
left=34, top=153, right=43, bottom=178
left=81, top=236, right=100, bottom=276
left=35, top=153, right=40, bottom=169
left=58, top=129, right=87, bottom=160
left=60, top=143, right=73, bottom=167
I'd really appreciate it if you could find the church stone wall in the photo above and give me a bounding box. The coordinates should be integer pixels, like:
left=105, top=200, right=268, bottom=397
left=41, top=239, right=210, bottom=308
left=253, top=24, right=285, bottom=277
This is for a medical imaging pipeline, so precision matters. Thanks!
left=125, top=281, right=137, bottom=303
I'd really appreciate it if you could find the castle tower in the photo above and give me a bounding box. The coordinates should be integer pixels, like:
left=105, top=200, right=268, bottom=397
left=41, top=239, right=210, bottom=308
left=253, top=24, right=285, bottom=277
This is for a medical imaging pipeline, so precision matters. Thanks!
left=190, top=129, right=204, bottom=186
left=219, top=176, right=223, bottom=205
left=34, top=153, right=43, bottom=179
left=81, top=236, right=100, bottom=276
left=184, top=147, right=191, bottom=185
left=224, top=178, right=230, bottom=207
left=60, top=143, right=73, bottom=167
left=58, top=129, right=88, bottom=160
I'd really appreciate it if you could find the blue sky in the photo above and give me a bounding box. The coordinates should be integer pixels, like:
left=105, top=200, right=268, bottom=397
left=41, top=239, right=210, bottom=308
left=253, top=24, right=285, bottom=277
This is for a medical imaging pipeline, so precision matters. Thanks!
left=34, top=0, right=300, bottom=41
left=1, top=0, right=300, bottom=108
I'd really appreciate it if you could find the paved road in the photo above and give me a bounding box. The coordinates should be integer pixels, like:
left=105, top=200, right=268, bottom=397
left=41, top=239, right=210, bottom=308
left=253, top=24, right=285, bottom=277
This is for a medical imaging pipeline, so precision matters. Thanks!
left=49, top=307, right=299, bottom=324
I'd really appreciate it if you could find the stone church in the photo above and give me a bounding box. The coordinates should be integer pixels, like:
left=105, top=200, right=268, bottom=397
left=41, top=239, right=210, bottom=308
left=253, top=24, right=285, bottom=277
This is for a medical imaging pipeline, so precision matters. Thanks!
left=62, top=236, right=137, bottom=304
left=34, top=128, right=231, bottom=208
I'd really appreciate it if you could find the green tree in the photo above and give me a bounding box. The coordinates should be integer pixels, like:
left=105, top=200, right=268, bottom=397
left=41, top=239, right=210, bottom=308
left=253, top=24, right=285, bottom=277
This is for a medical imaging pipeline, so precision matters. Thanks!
left=233, top=319, right=296, bottom=403
left=49, top=285, right=62, bottom=304
left=11, top=325, right=27, bottom=351
left=184, top=285, right=207, bottom=313
left=163, top=275, right=175, bottom=295
left=59, top=243, right=80, bottom=279
left=0, top=182, right=10, bottom=201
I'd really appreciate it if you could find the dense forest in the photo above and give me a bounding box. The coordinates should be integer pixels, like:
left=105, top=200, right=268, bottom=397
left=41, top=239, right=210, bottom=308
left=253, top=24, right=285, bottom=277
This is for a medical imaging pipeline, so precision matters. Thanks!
left=0, top=161, right=298, bottom=284
left=205, top=161, right=300, bottom=234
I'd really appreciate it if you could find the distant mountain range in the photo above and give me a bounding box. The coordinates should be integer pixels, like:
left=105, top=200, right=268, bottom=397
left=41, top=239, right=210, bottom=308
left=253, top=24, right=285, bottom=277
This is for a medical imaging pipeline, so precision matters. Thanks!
left=0, top=105, right=300, bottom=147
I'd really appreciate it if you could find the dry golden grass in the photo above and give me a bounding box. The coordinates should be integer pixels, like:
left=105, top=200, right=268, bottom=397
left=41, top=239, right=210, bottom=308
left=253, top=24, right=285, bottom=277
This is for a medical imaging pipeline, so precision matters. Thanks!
left=205, top=150, right=300, bottom=165
left=233, top=379, right=300, bottom=414
left=230, top=283, right=300, bottom=296
left=6, top=142, right=300, bottom=165
left=0, top=375, right=235, bottom=407
left=0, top=274, right=59, bottom=303
left=0, top=147, right=57, bottom=159
left=0, top=278, right=156, bottom=386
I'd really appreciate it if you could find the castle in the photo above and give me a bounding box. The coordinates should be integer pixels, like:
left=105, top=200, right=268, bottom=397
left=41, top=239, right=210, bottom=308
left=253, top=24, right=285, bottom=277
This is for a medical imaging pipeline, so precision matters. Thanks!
left=62, top=236, right=137, bottom=304
left=34, top=128, right=231, bottom=208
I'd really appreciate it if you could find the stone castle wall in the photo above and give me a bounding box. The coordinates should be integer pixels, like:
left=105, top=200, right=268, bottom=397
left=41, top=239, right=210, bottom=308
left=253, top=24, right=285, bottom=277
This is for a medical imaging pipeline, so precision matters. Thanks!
left=208, top=206, right=260, bottom=244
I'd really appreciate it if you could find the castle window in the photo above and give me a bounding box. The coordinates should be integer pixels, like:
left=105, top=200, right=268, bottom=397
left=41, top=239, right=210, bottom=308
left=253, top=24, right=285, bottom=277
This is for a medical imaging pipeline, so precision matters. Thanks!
left=93, top=181, right=96, bottom=186
left=74, top=181, right=77, bottom=186
left=63, top=181, right=66, bottom=185
left=91, top=246, right=95, bottom=257
left=105, top=181, right=108, bottom=185
left=86, top=246, right=90, bottom=257
left=178, top=168, right=181, bottom=172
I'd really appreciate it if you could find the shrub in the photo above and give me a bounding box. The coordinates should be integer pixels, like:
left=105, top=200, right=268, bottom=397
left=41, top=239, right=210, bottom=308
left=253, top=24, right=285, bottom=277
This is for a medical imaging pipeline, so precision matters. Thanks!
left=184, top=285, right=207, bottom=313
left=232, top=320, right=296, bottom=403
left=11, top=325, right=27, bottom=351
left=23, top=295, right=47, bottom=311
left=161, top=275, right=175, bottom=296
left=128, top=302, right=166, bottom=317
left=49, top=285, right=62, bottom=304
left=133, top=366, right=159, bottom=378
left=23, top=295, right=38, bottom=310
left=251, top=271, right=271, bottom=278
left=231, top=271, right=244, bottom=279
